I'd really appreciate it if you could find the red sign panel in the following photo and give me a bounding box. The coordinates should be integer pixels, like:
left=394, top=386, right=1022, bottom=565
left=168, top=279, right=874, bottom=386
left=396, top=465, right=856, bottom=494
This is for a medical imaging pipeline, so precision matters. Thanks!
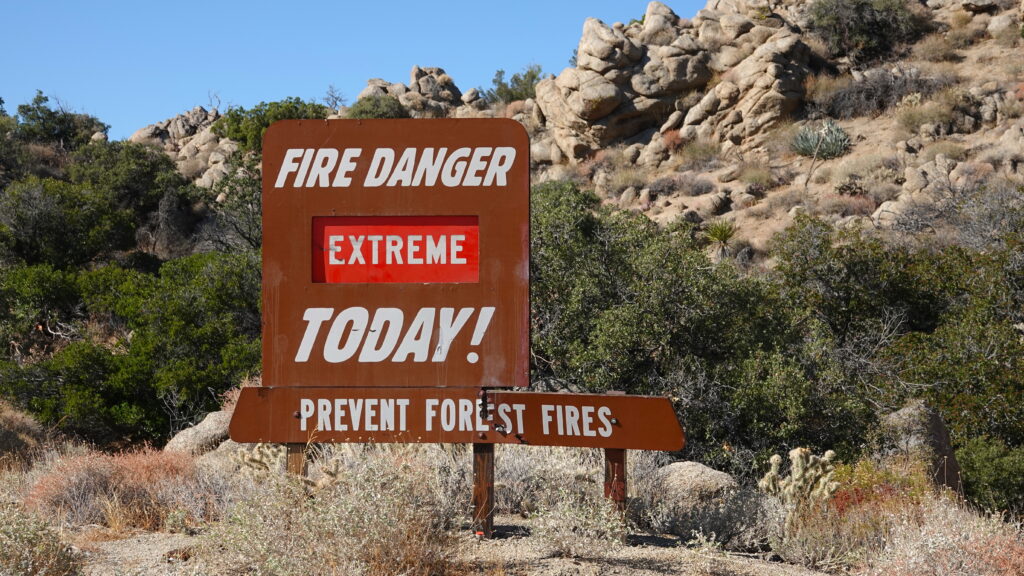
left=229, top=387, right=686, bottom=451
left=312, top=216, right=480, bottom=284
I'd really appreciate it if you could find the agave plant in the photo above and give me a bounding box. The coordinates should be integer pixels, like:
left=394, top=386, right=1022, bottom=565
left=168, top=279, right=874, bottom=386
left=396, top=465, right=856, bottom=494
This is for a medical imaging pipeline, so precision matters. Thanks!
left=791, top=120, right=851, bottom=159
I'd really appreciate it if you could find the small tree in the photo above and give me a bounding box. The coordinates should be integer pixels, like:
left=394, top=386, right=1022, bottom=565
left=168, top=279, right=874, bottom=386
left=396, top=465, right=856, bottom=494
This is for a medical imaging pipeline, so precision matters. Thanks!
left=15, top=91, right=108, bottom=152
left=484, top=64, right=543, bottom=104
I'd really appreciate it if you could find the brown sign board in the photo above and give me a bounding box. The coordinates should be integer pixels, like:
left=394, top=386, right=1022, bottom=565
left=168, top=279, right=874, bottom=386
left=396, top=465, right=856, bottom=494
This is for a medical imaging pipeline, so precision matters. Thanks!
left=261, top=119, right=530, bottom=389
left=228, top=387, right=686, bottom=451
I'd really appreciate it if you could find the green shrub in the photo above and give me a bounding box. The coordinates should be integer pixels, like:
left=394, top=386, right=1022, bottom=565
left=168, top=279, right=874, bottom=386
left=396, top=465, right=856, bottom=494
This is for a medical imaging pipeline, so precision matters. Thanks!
left=345, top=95, right=410, bottom=119
left=791, top=120, right=851, bottom=159
left=484, top=64, right=543, bottom=104
left=0, top=177, right=135, bottom=268
left=807, top=0, right=931, bottom=62
left=68, top=140, right=186, bottom=219
left=957, top=436, right=1024, bottom=515
left=212, top=97, right=330, bottom=153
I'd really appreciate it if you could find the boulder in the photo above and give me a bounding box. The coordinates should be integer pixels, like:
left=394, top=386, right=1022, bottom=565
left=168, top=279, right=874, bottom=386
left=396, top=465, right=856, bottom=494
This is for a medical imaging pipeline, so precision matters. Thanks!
left=961, top=0, right=997, bottom=12
left=535, top=2, right=717, bottom=160
left=879, top=400, right=962, bottom=490
left=655, top=461, right=739, bottom=512
left=649, top=462, right=782, bottom=549
left=681, top=29, right=810, bottom=153
left=164, top=410, right=231, bottom=456
left=356, top=66, right=464, bottom=119
left=129, top=106, right=230, bottom=188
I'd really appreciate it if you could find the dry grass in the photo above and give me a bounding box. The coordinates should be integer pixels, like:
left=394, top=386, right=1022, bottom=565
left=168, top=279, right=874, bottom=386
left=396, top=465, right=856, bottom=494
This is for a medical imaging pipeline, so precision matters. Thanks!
left=0, top=401, right=46, bottom=470
left=609, top=166, right=647, bottom=196
left=737, top=163, right=774, bottom=188
left=805, top=73, right=854, bottom=109
left=947, top=22, right=988, bottom=49
left=745, top=188, right=804, bottom=219
left=897, top=100, right=955, bottom=134
left=920, top=140, right=968, bottom=163
left=913, top=34, right=959, bottom=62
left=670, top=138, right=722, bottom=172
left=25, top=447, right=221, bottom=532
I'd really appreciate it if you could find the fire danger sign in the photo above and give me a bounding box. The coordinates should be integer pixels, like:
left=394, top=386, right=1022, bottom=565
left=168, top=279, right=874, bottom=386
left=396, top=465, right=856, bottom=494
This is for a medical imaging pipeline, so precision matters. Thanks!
left=261, top=119, right=530, bottom=389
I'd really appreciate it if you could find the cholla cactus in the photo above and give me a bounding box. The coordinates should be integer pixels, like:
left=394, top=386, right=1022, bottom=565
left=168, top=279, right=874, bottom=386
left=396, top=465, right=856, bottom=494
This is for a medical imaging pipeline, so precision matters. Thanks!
left=235, top=443, right=286, bottom=476
left=759, top=448, right=839, bottom=531
left=234, top=444, right=342, bottom=494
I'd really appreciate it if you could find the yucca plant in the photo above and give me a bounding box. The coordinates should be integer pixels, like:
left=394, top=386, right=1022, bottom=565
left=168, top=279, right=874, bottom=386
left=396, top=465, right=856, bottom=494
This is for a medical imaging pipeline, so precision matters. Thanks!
left=704, top=220, right=737, bottom=262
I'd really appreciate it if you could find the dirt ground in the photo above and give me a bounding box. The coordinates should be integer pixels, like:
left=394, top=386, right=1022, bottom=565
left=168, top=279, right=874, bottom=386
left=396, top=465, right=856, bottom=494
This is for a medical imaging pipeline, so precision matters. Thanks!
left=74, top=515, right=827, bottom=576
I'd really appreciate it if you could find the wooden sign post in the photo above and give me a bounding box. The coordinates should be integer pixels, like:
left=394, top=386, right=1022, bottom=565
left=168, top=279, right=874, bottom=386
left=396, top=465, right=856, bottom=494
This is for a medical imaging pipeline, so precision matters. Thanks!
left=229, top=119, right=685, bottom=538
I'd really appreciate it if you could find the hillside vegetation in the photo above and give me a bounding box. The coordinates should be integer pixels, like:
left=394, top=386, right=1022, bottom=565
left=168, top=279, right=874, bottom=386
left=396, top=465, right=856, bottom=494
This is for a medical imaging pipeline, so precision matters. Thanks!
left=1, top=0, right=1024, bottom=573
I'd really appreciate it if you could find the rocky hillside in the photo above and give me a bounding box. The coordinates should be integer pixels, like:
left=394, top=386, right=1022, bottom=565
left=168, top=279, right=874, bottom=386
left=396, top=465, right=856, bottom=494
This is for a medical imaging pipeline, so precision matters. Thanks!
left=135, top=0, right=1023, bottom=259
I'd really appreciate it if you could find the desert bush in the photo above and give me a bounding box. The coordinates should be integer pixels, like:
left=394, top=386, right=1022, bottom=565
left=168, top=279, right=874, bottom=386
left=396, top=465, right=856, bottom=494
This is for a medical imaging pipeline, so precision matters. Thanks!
left=648, top=173, right=715, bottom=197
left=820, top=67, right=954, bottom=119
left=807, top=0, right=931, bottom=62
left=814, top=192, right=877, bottom=217
left=947, top=21, right=987, bottom=48
left=0, top=401, right=45, bottom=468
left=531, top=486, right=627, bottom=558
left=792, top=120, right=851, bottom=159
left=913, top=33, right=959, bottom=62
left=213, top=97, right=329, bottom=153
left=662, top=129, right=684, bottom=153
left=345, top=94, right=410, bottom=120
left=834, top=154, right=902, bottom=186
left=767, top=455, right=935, bottom=571
left=205, top=446, right=462, bottom=575
left=956, top=436, right=1024, bottom=516
left=861, top=496, right=1024, bottom=576
left=25, top=448, right=205, bottom=531
left=0, top=502, right=80, bottom=576
left=494, top=445, right=601, bottom=514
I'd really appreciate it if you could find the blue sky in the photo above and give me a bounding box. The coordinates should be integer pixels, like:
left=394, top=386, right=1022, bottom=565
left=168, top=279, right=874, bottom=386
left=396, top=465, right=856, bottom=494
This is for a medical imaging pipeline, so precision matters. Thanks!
left=2, top=1, right=703, bottom=140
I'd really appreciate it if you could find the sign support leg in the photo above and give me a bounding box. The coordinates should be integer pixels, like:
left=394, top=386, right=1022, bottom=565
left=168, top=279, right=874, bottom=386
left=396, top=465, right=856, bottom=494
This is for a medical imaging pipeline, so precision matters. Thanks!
left=472, top=443, right=495, bottom=538
left=604, top=448, right=627, bottom=512
left=286, top=443, right=307, bottom=476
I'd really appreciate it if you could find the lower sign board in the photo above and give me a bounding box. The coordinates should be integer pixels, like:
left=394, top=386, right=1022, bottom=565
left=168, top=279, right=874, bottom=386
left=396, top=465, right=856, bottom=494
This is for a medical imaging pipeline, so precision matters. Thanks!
left=228, top=387, right=685, bottom=451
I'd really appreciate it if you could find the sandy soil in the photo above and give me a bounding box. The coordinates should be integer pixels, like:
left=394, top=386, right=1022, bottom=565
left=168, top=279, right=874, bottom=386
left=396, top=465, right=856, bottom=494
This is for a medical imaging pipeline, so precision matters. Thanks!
left=74, top=516, right=828, bottom=576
